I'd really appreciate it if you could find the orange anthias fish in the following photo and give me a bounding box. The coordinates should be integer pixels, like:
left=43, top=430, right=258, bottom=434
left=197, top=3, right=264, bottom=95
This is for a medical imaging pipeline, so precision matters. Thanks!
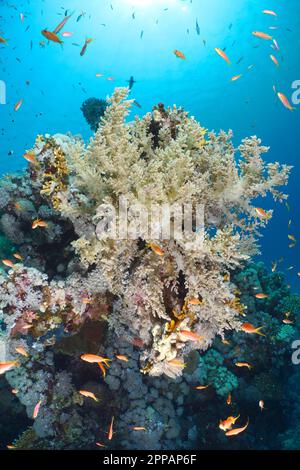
left=2, top=259, right=15, bottom=268
left=173, top=49, right=186, bottom=60
left=231, top=74, right=242, bottom=82
left=235, top=362, right=253, bottom=370
left=226, top=393, right=232, bottom=405
left=79, top=390, right=99, bottom=402
left=13, top=253, right=24, bottom=261
left=195, top=385, right=209, bottom=390
left=222, top=339, right=231, bottom=346
left=116, top=354, right=129, bottom=362
left=80, top=354, right=111, bottom=366
left=219, top=415, right=240, bottom=432
left=255, top=207, right=270, bottom=219
left=0, top=36, right=7, bottom=44
left=108, top=416, right=114, bottom=440
left=33, top=400, right=42, bottom=419
left=255, top=293, right=268, bottom=299
left=41, top=30, right=63, bottom=44
left=23, top=151, right=37, bottom=165
left=270, top=54, right=279, bottom=67
left=15, top=346, right=29, bottom=357
left=240, top=322, right=266, bottom=337
left=215, top=48, right=230, bottom=64
left=0, top=361, right=19, bottom=375
left=32, top=219, right=48, bottom=229
left=14, top=99, right=23, bottom=112
left=252, top=31, right=273, bottom=40
left=80, top=38, right=93, bottom=56
left=53, top=13, right=73, bottom=35
left=187, top=298, right=202, bottom=305
left=149, top=243, right=164, bottom=256
left=62, top=32, right=74, bottom=38
left=262, top=10, right=277, bottom=17
left=283, top=318, right=294, bottom=325
left=167, top=358, right=185, bottom=368
left=277, top=92, right=295, bottom=111
left=225, top=418, right=249, bottom=436
left=179, top=330, right=204, bottom=342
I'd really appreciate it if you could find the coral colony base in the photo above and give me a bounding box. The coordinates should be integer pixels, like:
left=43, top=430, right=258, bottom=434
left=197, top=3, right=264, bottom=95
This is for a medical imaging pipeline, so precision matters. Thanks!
left=0, top=88, right=298, bottom=450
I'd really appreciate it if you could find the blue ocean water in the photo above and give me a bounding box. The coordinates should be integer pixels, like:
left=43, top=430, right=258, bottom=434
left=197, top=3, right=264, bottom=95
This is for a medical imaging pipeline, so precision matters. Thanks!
left=1, top=0, right=300, bottom=452
left=1, top=0, right=300, bottom=287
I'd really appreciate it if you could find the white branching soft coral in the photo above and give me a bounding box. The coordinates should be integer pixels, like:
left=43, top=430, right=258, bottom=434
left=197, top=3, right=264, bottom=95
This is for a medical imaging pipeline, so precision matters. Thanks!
left=1, top=88, right=291, bottom=378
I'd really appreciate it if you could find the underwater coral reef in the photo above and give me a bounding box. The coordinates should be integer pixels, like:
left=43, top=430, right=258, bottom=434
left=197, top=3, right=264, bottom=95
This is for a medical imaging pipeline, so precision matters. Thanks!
left=0, top=88, right=298, bottom=450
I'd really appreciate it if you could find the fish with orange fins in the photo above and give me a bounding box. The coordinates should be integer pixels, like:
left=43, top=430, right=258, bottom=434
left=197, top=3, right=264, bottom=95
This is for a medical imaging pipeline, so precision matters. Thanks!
left=116, top=354, right=129, bottom=362
left=41, top=30, right=63, bottom=44
left=15, top=346, right=29, bottom=357
left=0, top=361, right=19, bottom=375
left=13, top=253, right=24, bottom=261
left=179, top=330, right=204, bottom=342
left=231, top=74, right=242, bottom=82
left=255, top=207, right=271, bottom=219
left=226, top=393, right=232, bottom=405
left=235, top=362, right=253, bottom=370
left=80, top=38, right=93, bottom=56
left=2, top=259, right=15, bottom=268
left=167, top=358, right=185, bottom=368
left=173, top=49, right=186, bottom=60
left=23, top=151, right=38, bottom=165
left=14, top=99, right=23, bottom=112
left=62, top=32, right=74, bottom=38
left=219, top=414, right=240, bottom=432
left=148, top=243, right=164, bottom=256
left=108, top=416, right=114, bottom=440
left=270, top=55, right=279, bottom=67
left=225, top=418, right=249, bottom=436
left=283, top=318, right=294, bottom=325
left=32, top=219, right=48, bottom=229
left=255, top=293, right=268, bottom=299
left=240, top=322, right=266, bottom=337
left=252, top=31, right=272, bottom=40
left=53, top=12, right=74, bottom=35
left=262, top=10, right=277, bottom=17
left=215, top=48, right=230, bottom=64
left=277, top=92, right=295, bottom=111
left=187, top=298, right=202, bottom=305
left=33, top=400, right=42, bottom=419
left=80, top=354, right=111, bottom=366
left=79, top=390, right=99, bottom=402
